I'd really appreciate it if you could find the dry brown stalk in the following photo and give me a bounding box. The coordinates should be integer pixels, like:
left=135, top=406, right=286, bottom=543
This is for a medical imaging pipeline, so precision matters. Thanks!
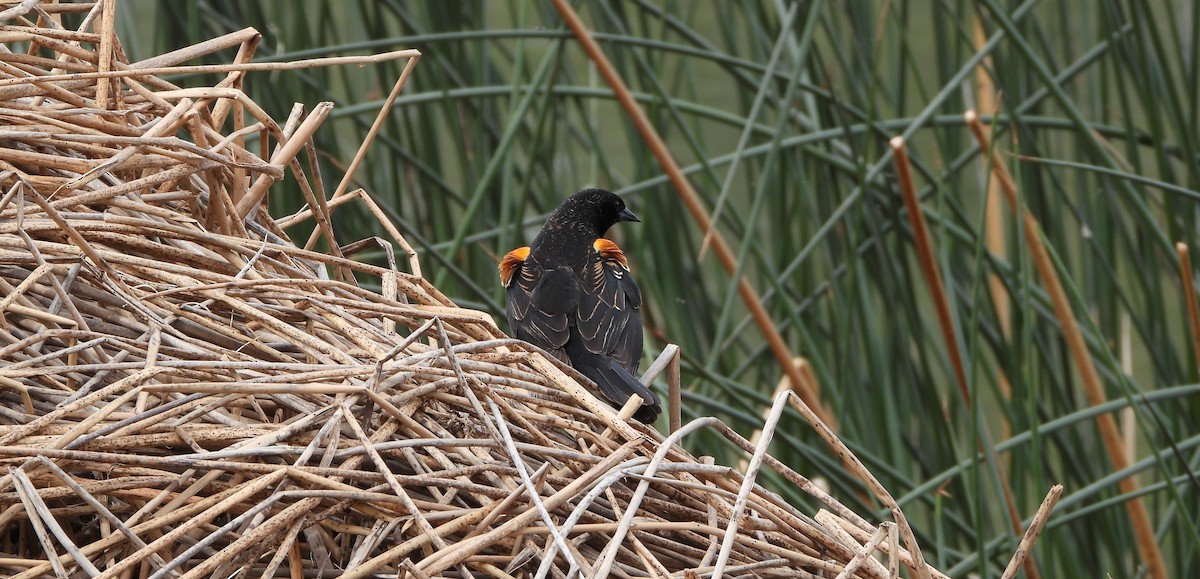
left=965, top=110, right=1166, bottom=579
left=892, top=135, right=1036, bottom=579
left=890, top=138, right=970, bottom=406
left=1177, top=242, right=1200, bottom=371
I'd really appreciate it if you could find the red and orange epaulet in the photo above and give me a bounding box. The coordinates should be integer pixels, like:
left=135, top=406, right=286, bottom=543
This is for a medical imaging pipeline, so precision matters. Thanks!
left=592, top=239, right=629, bottom=268
left=498, top=246, right=530, bottom=286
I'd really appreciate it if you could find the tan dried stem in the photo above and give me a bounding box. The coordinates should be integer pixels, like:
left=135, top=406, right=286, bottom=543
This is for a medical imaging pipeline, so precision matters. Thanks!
left=1176, top=243, right=1200, bottom=371
left=892, top=135, right=1035, bottom=579
left=965, top=109, right=1166, bottom=579
left=1001, top=484, right=1063, bottom=579
left=889, top=137, right=970, bottom=406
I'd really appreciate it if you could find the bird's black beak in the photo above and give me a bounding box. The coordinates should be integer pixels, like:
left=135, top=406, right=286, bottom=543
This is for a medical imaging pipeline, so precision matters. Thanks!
left=618, top=207, right=641, bottom=222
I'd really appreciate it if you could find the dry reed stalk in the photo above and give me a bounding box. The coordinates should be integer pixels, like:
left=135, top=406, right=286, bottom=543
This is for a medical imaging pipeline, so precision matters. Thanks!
left=965, top=110, right=1166, bottom=579
left=0, top=4, right=1042, bottom=578
left=892, top=135, right=1035, bottom=579
left=1001, top=484, right=1062, bottom=579
left=889, top=138, right=969, bottom=406
left=1176, top=242, right=1200, bottom=371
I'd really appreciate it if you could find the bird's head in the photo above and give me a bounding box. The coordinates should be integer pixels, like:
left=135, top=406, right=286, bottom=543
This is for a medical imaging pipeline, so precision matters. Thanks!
left=554, top=188, right=640, bottom=236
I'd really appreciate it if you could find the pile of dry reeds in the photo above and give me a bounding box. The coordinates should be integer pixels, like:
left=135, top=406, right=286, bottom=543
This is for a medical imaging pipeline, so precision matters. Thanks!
left=0, top=3, right=1057, bottom=578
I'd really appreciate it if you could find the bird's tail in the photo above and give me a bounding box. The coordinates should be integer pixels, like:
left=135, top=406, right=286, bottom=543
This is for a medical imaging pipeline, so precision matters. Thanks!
left=576, top=357, right=662, bottom=424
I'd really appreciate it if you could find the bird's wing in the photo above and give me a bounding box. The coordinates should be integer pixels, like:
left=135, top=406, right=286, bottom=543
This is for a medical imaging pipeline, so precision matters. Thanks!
left=500, top=247, right=571, bottom=356
left=576, top=239, right=643, bottom=372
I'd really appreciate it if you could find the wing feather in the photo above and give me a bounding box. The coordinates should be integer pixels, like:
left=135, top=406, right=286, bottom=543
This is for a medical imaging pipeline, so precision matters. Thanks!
left=501, top=247, right=571, bottom=353
left=576, top=239, right=643, bottom=372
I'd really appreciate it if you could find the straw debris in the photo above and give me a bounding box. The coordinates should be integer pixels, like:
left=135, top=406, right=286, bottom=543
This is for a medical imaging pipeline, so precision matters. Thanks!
left=0, top=3, right=1050, bottom=578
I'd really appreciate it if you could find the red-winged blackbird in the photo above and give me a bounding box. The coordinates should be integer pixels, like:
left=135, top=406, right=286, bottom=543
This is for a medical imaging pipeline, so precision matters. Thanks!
left=500, top=188, right=661, bottom=423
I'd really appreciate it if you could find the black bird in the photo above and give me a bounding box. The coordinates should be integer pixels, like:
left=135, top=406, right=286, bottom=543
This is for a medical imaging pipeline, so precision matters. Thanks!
left=499, top=188, right=661, bottom=423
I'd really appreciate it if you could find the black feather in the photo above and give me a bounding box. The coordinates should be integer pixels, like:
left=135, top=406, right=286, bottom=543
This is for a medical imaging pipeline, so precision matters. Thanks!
left=565, top=336, right=661, bottom=423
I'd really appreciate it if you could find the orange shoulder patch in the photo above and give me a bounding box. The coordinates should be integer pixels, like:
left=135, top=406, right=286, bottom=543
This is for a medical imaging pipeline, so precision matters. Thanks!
left=499, top=246, right=530, bottom=286
left=592, top=238, right=629, bottom=268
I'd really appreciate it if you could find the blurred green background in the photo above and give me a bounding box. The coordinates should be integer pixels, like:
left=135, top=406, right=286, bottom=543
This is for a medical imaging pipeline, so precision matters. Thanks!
left=117, top=1, right=1199, bottom=576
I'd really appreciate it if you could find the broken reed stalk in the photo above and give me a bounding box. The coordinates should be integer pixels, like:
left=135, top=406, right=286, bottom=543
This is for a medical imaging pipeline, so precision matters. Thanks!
left=965, top=110, right=1167, bottom=579
left=834, top=523, right=893, bottom=579
left=0, top=50, right=424, bottom=89
left=637, top=344, right=682, bottom=434
left=891, top=136, right=1038, bottom=579
left=972, top=14, right=1012, bottom=349
left=1176, top=242, right=1200, bottom=372
left=667, top=346, right=682, bottom=433
left=302, top=54, right=422, bottom=254
left=889, top=137, right=970, bottom=406
left=780, top=390, right=936, bottom=579
left=1001, top=484, right=1063, bottom=579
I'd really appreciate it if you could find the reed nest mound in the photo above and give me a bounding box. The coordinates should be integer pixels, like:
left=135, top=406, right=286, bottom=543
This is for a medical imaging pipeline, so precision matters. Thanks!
left=0, top=4, right=1046, bottom=579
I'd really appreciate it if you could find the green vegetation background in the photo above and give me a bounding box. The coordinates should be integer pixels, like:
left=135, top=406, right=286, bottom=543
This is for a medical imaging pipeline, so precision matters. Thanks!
left=119, top=1, right=1199, bottom=576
